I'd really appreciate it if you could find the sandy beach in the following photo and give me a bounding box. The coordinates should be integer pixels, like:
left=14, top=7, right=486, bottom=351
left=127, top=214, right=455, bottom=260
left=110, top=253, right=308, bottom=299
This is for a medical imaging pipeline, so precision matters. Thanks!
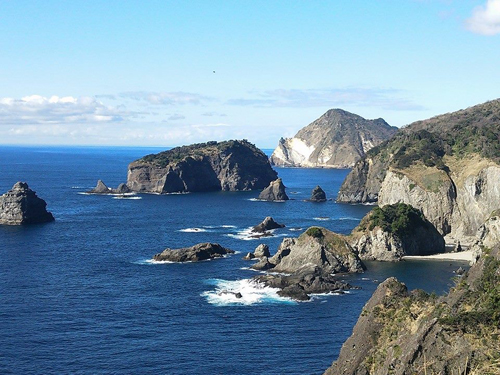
left=403, top=250, right=476, bottom=263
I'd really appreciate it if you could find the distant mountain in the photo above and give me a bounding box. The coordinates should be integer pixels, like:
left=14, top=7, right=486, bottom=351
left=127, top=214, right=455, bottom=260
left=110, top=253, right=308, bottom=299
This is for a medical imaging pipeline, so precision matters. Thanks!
left=270, top=109, right=397, bottom=168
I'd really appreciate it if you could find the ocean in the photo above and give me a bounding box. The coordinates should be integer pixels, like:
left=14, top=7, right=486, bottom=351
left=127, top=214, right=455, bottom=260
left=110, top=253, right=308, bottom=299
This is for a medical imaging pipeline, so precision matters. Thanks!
left=0, top=146, right=469, bottom=375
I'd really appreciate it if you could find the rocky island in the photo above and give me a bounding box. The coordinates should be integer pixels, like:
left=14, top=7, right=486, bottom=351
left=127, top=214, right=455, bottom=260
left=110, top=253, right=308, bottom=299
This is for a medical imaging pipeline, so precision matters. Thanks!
left=153, top=242, right=234, bottom=262
left=127, top=140, right=278, bottom=193
left=270, top=109, right=397, bottom=168
left=258, top=178, right=289, bottom=201
left=0, top=182, right=54, bottom=225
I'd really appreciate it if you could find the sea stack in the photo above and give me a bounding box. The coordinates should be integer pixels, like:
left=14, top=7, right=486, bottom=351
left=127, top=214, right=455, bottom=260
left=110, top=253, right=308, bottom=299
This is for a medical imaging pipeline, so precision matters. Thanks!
left=0, top=182, right=55, bottom=225
left=310, top=185, right=327, bottom=202
left=258, top=178, right=289, bottom=201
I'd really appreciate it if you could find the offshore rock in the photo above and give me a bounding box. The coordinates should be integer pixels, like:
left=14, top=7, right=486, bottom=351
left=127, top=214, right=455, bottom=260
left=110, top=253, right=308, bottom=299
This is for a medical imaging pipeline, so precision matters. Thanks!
left=254, top=244, right=271, bottom=258
left=270, top=108, right=397, bottom=168
left=0, top=182, right=55, bottom=225
left=153, top=242, right=234, bottom=262
left=258, top=178, right=289, bottom=201
left=310, top=185, right=327, bottom=202
left=127, top=140, right=277, bottom=193
left=87, top=180, right=131, bottom=194
left=252, top=217, right=285, bottom=233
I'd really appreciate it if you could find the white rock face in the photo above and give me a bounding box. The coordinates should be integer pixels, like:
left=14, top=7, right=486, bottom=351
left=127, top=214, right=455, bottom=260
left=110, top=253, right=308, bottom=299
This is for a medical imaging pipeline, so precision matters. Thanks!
left=270, top=109, right=397, bottom=168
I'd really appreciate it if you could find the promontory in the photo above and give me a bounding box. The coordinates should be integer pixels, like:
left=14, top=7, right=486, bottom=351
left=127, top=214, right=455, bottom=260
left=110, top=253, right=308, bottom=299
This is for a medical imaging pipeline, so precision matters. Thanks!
left=127, top=140, right=278, bottom=193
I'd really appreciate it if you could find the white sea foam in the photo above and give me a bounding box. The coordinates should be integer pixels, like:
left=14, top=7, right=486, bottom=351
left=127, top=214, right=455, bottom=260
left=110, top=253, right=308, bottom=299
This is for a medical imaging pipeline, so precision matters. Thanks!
left=135, top=259, right=176, bottom=265
left=313, top=217, right=330, bottom=221
left=202, top=278, right=295, bottom=306
left=113, top=196, right=142, bottom=200
left=337, top=217, right=360, bottom=221
left=289, top=227, right=303, bottom=232
left=178, top=228, right=208, bottom=233
left=226, top=227, right=276, bottom=241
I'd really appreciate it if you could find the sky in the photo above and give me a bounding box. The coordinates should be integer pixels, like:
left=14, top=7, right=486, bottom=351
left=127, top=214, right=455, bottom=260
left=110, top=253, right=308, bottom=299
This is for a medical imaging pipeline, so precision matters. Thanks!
left=0, top=0, right=499, bottom=149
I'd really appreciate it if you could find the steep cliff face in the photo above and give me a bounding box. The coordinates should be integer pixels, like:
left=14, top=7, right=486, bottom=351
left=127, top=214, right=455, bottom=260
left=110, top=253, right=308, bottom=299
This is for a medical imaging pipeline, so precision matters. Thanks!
left=127, top=140, right=278, bottom=193
left=349, top=203, right=445, bottom=261
left=270, top=109, right=397, bottom=168
left=325, top=246, right=500, bottom=375
left=337, top=99, right=500, bottom=240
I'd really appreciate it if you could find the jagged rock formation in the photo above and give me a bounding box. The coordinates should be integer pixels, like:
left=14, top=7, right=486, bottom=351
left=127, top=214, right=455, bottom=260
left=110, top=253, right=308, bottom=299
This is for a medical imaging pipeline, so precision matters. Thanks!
left=243, top=244, right=271, bottom=261
left=324, top=246, right=500, bottom=375
left=0, top=182, right=54, bottom=225
left=252, top=216, right=285, bottom=233
left=310, top=185, right=327, bottom=202
left=127, top=140, right=277, bottom=193
left=252, top=227, right=365, bottom=300
left=337, top=99, right=500, bottom=241
left=270, top=109, right=397, bottom=168
left=350, top=203, right=445, bottom=261
left=87, top=180, right=132, bottom=194
left=153, top=243, right=234, bottom=262
left=258, top=178, right=289, bottom=201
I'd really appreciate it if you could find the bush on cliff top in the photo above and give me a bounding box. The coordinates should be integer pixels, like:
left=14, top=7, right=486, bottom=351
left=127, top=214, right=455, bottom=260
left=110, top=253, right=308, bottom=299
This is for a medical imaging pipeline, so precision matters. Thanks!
left=361, top=203, right=426, bottom=237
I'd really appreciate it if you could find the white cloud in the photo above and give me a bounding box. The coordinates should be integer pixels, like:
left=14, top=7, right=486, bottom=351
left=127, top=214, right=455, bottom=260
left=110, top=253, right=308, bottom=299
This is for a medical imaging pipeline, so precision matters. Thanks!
left=227, top=87, right=424, bottom=111
left=120, top=91, right=213, bottom=106
left=466, top=0, right=500, bottom=35
left=0, top=95, right=131, bottom=125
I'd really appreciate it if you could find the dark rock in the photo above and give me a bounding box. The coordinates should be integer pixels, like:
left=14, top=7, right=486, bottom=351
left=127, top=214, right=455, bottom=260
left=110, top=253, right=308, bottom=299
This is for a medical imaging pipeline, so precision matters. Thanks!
left=251, top=257, right=274, bottom=271
left=243, top=252, right=255, bottom=260
left=455, top=266, right=465, bottom=275
left=115, top=183, right=131, bottom=194
left=310, top=185, right=327, bottom=202
left=0, top=182, right=55, bottom=225
left=153, top=242, right=234, bottom=262
left=254, top=244, right=270, bottom=258
left=258, top=178, right=289, bottom=201
left=252, top=216, right=285, bottom=233
left=88, top=179, right=111, bottom=194
left=234, top=292, right=243, bottom=299
left=453, top=240, right=463, bottom=253
left=127, top=140, right=277, bottom=193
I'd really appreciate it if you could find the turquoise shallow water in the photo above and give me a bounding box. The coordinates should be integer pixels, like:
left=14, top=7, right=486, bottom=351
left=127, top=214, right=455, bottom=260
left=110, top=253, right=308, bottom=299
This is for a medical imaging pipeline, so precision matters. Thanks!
left=0, top=146, right=469, bottom=375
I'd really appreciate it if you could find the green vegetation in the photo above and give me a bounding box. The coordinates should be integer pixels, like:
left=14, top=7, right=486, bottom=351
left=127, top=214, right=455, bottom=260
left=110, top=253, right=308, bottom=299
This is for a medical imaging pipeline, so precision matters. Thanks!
left=137, top=139, right=259, bottom=167
left=360, top=203, right=426, bottom=237
left=305, top=226, right=324, bottom=238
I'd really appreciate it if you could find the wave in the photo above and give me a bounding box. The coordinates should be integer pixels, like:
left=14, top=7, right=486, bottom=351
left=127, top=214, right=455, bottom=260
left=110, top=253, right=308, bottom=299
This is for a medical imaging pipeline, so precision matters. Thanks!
left=134, top=259, right=175, bottom=265
left=288, top=227, right=303, bottom=232
left=113, top=196, right=142, bottom=200
left=202, top=225, right=237, bottom=229
left=248, top=198, right=287, bottom=203
left=201, top=278, right=296, bottom=306
left=313, top=217, right=330, bottom=221
left=226, top=227, right=272, bottom=241
left=178, top=227, right=209, bottom=233
left=337, top=217, right=361, bottom=221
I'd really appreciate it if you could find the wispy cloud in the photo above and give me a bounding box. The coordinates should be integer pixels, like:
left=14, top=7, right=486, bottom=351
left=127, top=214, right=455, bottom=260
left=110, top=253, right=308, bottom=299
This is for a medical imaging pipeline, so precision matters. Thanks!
left=118, top=91, right=213, bottom=106
left=466, top=0, right=500, bottom=35
left=202, top=111, right=227, bottom=117
left=0, top=95, right=132, bottom=125
left=227, top=88, right=424, bottom=111
left=168, top=114, right=186, bottom=121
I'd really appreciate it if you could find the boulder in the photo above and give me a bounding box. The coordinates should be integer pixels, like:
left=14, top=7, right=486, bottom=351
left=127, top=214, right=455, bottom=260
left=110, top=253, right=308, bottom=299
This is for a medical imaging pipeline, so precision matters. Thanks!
left=258, top=178, right=289, bottom=201
left=153, top=242, right=234, bottom=262
left=310, top=185, right=327, bottom=202
left=254, top=244, right=271, bottom=258
left=0, top=182, right=55, bottom=225
left=252, top=217, right=285, bottom=233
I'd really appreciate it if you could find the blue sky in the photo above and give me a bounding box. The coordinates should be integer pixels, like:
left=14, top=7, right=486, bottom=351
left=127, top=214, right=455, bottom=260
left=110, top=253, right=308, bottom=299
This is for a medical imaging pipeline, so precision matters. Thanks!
left=0, top=0, right=499, bottom=148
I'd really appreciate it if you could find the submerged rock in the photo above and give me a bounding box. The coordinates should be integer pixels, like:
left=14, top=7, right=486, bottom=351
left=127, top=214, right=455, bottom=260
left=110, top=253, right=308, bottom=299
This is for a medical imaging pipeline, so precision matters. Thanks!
left=310, top=185, right=327, bottom=202
left=153, top=242, right=234, bottom=262
left=0, top=182, right=55, bottom=225
left=258, top=178, right=289, bottom=201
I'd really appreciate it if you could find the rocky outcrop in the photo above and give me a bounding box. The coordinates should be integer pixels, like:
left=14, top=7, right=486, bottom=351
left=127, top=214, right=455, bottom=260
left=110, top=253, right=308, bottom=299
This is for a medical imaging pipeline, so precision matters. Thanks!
left=254, top=244, right=270, bottom=258
left=252, top=217, right=285, bottom=233
left=349, top=203, right=445, bottom=261
left=87, top=180, right=132, bottom=194
left=337, top=99, right=500, bottom=241
left=310, top=185, right=327, bottom=202
left=270, top=109, right=397, bottom=168
left=153, top=242, right=234, bottom=262
left=127, top=140, right=278, bottom=193
left=258, top=178, right=289, bottom=201
left=0, top=182, right=54, bottom=225
left=324, top=246, right=500, bottom=375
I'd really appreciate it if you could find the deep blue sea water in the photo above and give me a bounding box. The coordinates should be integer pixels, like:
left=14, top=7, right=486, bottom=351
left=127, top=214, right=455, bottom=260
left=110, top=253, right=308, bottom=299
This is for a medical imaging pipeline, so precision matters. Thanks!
left=0, top=146, right=469, bottom=375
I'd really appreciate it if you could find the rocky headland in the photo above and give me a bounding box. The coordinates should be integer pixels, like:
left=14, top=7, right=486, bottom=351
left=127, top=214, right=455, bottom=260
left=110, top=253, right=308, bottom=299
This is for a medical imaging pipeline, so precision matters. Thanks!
left=0, top=182, right=55, bottom=225
left=337, top=99, right=500, bottom=243
left=153, top=242, right=234, bottom=262
left=324, top=245, right=500, bottom=375
left=258, top=178, right=289, bottom=201
left=270, top=109, right=397, bottom=168
left=127, top=140, right=278, bottom=193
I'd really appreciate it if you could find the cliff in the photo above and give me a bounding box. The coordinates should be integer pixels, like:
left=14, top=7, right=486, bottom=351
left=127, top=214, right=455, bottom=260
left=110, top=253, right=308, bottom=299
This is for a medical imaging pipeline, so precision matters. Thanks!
left=337, top=99, right=500, bottom=241
left=0, top=182, right=54, bottom=225
left=270, top=109, right=397, bottom=168
left=324, top=245, right=500, bottom=375
left=127, top=140, right=278, bottom=193
left=350, top=203, right=445, bottom=261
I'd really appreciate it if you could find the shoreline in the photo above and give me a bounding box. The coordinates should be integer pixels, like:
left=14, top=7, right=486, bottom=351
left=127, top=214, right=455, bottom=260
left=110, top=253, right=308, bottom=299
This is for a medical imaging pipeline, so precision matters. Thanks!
left=403, top=250, right=475, bottom=263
